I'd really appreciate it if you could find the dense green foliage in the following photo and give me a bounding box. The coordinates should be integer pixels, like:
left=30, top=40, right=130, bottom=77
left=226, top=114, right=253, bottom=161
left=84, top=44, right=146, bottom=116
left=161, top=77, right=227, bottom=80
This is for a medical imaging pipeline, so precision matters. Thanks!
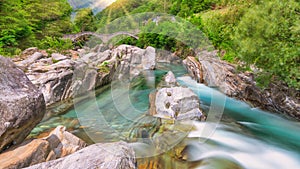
left=95, top=0, right=299, bottom=89
left=0, top=0, right=97, bottom=56
left=0, top=0, right=75, bottom=56
left=74, top=8, right=97, bottom=32
left=0, top=0, right=298, bottom=88
left=38, top=36, right=74, bottom=54
left=234, top=0, right=300, bottom=88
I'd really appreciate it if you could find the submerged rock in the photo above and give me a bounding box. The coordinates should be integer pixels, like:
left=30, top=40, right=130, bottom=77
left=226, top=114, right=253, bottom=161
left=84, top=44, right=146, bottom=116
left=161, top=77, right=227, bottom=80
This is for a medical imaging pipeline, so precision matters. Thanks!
left=0, top=126, right=86, bottom=168
left=0, top=56, right=45, bottom=152
left=183, top=52, right=300, bottom=120
left=25, top=141, right=136, bottom=169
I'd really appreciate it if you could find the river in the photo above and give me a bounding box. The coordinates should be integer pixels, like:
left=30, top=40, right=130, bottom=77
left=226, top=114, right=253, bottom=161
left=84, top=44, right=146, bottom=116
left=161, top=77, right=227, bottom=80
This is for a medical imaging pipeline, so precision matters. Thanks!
left=30, top=63, right=300, bottom=169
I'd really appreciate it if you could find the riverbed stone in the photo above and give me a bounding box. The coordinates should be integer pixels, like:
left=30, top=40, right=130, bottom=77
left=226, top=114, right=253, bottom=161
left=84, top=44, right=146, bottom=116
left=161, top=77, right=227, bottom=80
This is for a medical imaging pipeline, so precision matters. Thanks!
left=51, top=53, right=68, bottom=61
left=14, top=45, right=156, bottom=107
left=150, top=71, right=204, bottom=120
left=0, top=126, right=86, bottom=168
left=162, top=71, right=178, bottom=87
left=24, top=141, right=136, bottom=169
left=17, top=52, right=44, bottom=70
left=153, top=87, right=203, bottom=120
left=0, top=56, right=46, bottom=152
left=142, top=46, right=156, bottom=70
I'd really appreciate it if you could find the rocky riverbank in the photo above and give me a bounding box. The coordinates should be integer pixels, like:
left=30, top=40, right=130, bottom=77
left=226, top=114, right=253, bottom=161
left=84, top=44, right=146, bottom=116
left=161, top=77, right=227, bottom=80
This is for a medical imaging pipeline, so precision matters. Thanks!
left=183, top=51, right=300, bottom=120
left=12, top=46, right=299, bottom=121
left=0, top=44, right=299, bottom=168
left=1, top=44, right=183, bottom=168
left=0, top=52, right=137, bottom=168
left=0, top=126, right=86, bottom=168
left=12, top=45, right=158, bottom=107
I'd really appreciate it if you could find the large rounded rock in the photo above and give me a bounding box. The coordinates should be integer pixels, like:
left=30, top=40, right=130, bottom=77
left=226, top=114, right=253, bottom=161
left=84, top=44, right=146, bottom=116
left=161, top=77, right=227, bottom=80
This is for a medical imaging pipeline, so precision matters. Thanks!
left=0, top=126, right=86, bottom=168
left=150, top=71, right=204, bottom=121
left=153, top=87, right=203, bottom=120
left=0, top=56, right=46, bottom=151
left=25, top=141, right=136, bottom=169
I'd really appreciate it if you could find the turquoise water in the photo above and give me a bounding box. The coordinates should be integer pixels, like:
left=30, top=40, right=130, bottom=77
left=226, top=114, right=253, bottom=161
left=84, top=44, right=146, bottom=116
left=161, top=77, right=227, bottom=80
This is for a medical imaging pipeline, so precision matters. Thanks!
left=177, top=76, right=300, bottom=169
left=32, top=63, right=300, bottom=169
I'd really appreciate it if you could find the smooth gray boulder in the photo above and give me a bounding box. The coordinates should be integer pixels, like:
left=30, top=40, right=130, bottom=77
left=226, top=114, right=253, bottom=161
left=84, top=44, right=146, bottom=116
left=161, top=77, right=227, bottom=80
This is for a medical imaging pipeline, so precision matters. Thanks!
left=14, top=45, right=156, bottom=107
left=142, top=46, right=156, bottom=70
left=0, top=56, right=46, bottom=151
left=116, top=45, right=156, bottom=80
left=149, top=71, right=204, bottom=120
left=25, top=141, right=136, bottom=169
left=154, top=87, right=203, bottom=120
left=16, top=50, right=113, bottom=106
left=13, top=45, right=157, bottom=107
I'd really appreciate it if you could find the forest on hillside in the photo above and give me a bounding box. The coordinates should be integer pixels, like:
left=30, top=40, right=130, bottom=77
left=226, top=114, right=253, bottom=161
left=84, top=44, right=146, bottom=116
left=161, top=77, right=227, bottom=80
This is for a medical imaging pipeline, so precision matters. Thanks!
left=0, top=0, right=299, bottom=89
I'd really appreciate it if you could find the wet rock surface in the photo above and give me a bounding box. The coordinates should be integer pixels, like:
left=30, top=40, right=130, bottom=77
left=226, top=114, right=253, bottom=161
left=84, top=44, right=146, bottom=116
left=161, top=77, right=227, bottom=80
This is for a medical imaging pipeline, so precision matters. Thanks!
left=0, top=56, right=46, bottom=152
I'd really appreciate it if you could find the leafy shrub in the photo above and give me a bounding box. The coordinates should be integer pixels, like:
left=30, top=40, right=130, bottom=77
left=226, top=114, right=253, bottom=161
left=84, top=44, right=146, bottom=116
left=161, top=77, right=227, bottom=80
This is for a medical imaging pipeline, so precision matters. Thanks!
left=38, top=36, right=73, bottom=54
left=234, top=0, right=300, bottom=89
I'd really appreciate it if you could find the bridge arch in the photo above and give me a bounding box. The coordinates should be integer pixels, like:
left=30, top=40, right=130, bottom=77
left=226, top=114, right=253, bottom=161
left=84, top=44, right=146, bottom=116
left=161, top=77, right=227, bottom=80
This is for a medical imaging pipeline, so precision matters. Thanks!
left=63, top=31, right=139, bottom=43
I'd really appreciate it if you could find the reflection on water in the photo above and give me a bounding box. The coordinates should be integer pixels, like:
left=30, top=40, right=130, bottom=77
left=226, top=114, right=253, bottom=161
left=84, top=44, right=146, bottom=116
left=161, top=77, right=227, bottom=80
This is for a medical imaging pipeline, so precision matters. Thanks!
left=31, top=63, right=300, bottom=169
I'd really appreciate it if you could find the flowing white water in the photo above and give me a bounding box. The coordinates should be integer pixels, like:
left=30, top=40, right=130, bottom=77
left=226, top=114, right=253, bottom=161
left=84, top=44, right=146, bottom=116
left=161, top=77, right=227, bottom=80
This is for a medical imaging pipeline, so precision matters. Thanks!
left=178, top=76, right=300, bottom=169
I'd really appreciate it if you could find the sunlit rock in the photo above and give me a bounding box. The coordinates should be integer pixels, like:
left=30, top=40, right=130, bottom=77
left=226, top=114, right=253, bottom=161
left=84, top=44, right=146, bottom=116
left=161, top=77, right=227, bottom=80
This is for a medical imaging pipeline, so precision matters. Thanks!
left=24, top=141, right=135, bottom=169
left=0, top=126, right=86, bottom=168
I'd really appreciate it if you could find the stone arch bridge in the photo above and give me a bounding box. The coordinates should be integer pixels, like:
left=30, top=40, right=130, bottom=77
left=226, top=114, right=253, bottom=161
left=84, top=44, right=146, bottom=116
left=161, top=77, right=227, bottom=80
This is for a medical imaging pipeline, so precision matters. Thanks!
left=62, top=30, right=139, bottom=43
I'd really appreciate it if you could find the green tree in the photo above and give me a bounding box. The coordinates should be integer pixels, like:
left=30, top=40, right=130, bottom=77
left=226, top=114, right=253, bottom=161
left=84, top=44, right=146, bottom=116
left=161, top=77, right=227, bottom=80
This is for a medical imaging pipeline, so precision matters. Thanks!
left=74, top=8, right=97, bottom=32
left=0, top=0, right=32, bottom=55
left=0, top=0, right=75, bottom=56
left=234, top=0, right=300, bottom=88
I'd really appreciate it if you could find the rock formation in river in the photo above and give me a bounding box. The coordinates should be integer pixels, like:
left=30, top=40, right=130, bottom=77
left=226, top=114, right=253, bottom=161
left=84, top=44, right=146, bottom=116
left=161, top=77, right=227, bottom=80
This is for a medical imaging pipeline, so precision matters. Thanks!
left=24, top=141, right=136, bottom=169
left=0, top=56, right=46, bottom=152
left=0, top=126, right=86, bottom=168
left=149, top=71, right=204, bottom=120
left=183, top=51, right=300, bottom=120
left=116, top=45, right=156, bottom=79
left=13, top=45, right=157, bottom=107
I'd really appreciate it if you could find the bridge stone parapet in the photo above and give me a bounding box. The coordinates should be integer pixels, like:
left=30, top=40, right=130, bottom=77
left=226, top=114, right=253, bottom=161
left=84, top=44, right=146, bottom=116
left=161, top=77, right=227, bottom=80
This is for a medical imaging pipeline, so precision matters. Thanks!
left=63, top=30, right=140, bottom=43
